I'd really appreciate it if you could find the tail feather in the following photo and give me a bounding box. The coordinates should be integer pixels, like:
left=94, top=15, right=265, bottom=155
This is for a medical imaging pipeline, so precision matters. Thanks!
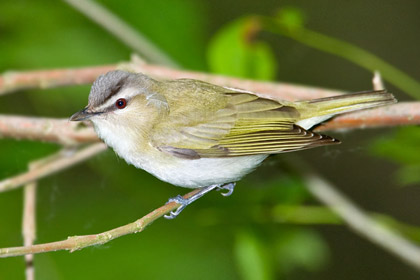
left=296, top=90, right=397, bottom=129
left=301, top=90, right=396, bottom=119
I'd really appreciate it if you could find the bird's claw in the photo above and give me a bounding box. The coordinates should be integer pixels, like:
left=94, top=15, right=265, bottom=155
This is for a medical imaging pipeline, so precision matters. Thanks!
left=164, top=195, right=189, bottom=219
left=217, top=182, right=236, bottom=197
left=164, top=182, right=237, bottom=219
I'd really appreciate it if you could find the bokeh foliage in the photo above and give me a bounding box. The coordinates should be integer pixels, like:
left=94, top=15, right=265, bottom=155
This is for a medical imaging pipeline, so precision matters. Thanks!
left=1, top=0, right=420, bottom=279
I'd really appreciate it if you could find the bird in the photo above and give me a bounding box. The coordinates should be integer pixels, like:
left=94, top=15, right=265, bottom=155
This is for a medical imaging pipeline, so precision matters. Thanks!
left=70, top=70, right=396, bottom=218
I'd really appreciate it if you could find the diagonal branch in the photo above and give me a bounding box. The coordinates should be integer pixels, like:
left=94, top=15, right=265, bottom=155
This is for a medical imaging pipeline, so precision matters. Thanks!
left=64, top=0, right=178, bottom=68
left=304, top=173, right=420, bottom=271
left=2, top=170, right=420, bottom=273
left=0, top=143, right=107, bottom=193
left=0, top=188, right=201, bottom=258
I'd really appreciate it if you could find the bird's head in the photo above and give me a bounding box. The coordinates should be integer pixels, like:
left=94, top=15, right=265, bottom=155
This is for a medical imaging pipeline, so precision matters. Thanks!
left=70, top=70, right=168, bottom=130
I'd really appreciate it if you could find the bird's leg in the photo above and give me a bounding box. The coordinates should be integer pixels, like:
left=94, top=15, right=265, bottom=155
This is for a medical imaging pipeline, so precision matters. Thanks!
left=164, top=182, right=236, bottom=219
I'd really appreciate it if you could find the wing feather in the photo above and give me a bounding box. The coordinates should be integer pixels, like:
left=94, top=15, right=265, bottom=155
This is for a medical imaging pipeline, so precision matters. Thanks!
left=153, top=90, right=339, bottom=159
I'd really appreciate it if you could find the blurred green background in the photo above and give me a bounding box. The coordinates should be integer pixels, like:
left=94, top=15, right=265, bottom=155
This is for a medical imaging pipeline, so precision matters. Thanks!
left=1, top=0, right=420, bottom=279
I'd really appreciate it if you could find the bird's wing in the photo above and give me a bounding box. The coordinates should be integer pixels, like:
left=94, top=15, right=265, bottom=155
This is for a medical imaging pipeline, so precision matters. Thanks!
left=152, top=92, right=339, bottom=159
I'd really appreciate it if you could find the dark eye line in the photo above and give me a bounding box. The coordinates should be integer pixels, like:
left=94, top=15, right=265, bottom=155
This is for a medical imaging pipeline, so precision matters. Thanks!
left=100, top=78, right=127, bottom=105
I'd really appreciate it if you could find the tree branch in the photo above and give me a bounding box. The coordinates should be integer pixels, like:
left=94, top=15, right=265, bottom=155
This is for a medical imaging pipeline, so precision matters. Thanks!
left=64, top=0, right=178, bottom=68
left=315, top=71, right=418, bottom=131
left=0, top=65, right=115, bottom=95
left=0, top=62, right=354, bottom=99
left=3, top=170, right=420, bottom=271
left=22, top=164, right=37, bottom=280
left=1, top=102, right=418, bottom=146
left=0, top=188, right=201, bottom=258
left=0, top=143, right=106, bottom=193
left=0, top=115, right=99, bottom=145
left=304, top=173, right=420, bottom=271
left=314, top=102, right=420, bottom=132
left=1, top=64, right=419, bottom=144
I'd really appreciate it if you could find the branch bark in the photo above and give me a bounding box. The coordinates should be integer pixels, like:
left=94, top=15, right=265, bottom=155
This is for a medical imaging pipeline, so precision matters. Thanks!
left=304, top=173, right=420, bottom=272
left=0, top=143, right=107, bottom=193
left=0, top=115, right=99, bottom=145
left=2, top=63, right=419, bottom=137
left=314, top=102, right=420, bottom=132
left=0, top=62, right=357, bottom=100
left=22, top=164, right=37, bottom=280
left=0, top=65, right=115, bottom=95
left=0, top=188, right=201, bottom=258
left=3, top=171, right=420, bottom=273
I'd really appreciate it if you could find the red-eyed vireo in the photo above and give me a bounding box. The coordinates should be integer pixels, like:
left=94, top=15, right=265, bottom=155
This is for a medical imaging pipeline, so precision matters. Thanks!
left=70, top=70, right=396, bottom=218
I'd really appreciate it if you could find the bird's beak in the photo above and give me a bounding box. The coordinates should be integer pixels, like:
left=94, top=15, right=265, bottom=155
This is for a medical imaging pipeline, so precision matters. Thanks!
left=70, top=108, right=101, bottom=121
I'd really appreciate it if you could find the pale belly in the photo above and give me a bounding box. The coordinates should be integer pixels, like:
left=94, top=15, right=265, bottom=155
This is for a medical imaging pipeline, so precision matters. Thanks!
left=122, top=147, right=267, bottom=188
left=94, top=120, right=267, bottom=188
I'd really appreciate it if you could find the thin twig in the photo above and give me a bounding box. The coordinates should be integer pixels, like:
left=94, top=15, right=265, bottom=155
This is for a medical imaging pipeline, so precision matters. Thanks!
left=0, top=115, right=99, bottom=145
left=22, top=165, right=37, bottom=280
left=0, top=62, right=349, bottom=98
left=263, top=17, right=420, bottom=99
left=316, top=71, right=417, bottom=132
left=0, top=65, right=115, bottom=95
left=4, top=170, right=420, bottom=267
left=297, top=70, right=420, bottom=270
left=64, top=0, right=178, bottom=67
left=0, top=188, right=201, bottom=258
left=373, top=71, right=385, bottom=91
left=0, top=143, right=107, bottom=193
left=0, top=61, right=410, bottom=115
left=304, top=173, right=420, bottom=271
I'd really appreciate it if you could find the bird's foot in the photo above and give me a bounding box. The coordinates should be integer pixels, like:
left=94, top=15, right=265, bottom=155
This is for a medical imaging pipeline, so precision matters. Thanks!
left=216, top=182, right=236, bottom=197
left=164, top=182, right=236, bottom=219
left=164, top=195, right=189, bottom=219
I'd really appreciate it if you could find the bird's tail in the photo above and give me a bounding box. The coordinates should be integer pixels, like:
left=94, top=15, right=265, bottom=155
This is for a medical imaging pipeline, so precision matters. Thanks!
left=298, top=90, right=396, bottom=120
left=294, top=90, right=397, bottom=129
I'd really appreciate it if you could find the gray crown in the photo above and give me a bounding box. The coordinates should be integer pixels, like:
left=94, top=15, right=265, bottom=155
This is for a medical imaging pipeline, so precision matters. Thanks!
left=88, top=70, right=153, bottom=107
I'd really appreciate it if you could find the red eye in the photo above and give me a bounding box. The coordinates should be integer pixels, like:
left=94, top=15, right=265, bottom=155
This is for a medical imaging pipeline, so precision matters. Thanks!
left=116, top=98, right=127, bottom=109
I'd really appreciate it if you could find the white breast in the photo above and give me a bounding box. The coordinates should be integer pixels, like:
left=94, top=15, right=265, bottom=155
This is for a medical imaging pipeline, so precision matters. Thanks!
left=93, top=118, right=267, bottom=188
left=135, top=153, right=268, bottom=188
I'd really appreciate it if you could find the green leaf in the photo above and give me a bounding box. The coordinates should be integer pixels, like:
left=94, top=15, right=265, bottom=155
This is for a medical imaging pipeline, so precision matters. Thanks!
left=234, top=230, right=274, bottom=280
left=276, top=6, right=305, bottom=31
left=371, top=127, right=420, bottom=186
left=103, top=0, right=208, bottom=70
left=264, top=12, right=420, bottom=99
left=274, top=229, right=329, bottom=274
left=372, top=126, right=420, bottom=165
left=395, top=165, right=420, bottom=186
left=207, top=17, right=276, bottom=80
left=272, top=205, right=341, bottom=225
